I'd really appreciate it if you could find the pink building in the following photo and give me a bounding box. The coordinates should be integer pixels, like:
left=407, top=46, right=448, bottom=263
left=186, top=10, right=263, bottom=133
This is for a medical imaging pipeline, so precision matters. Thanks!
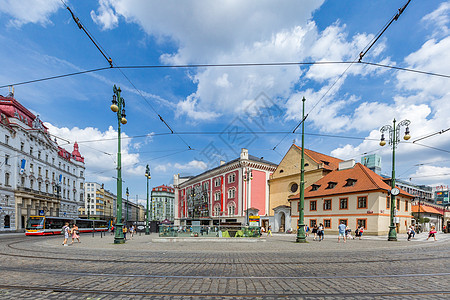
left=173, top=149, right=277, bottom=226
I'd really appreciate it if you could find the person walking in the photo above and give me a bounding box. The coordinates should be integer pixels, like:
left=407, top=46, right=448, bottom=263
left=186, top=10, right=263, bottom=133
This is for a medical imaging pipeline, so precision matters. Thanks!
left=407, top=225, right=415, bottom=241
left=305, top=225, right=310, bottom=237
left=71, top=224, right=80, bottom=244
left=129, top=225, right=135, bottom=240
left=122, top=225, right=128, bottom=240
left=426, top=226, right=437, bottom=241
left=338, top=221, right=346, bottom=243
left=358, top=226, right=364, bottom=240
left=317, top=223, right=324, bottom=241
left=62, top=222, right=70, bottom=246
left=312, top=224, right=318, bottom=241
left=267, top=225, right=272, bottom=236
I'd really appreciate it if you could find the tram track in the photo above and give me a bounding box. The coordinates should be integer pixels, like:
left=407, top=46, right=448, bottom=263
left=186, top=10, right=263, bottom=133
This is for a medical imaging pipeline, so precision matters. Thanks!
left=0, top=284, right=449, bottom=298
left=2, top=237, right=450, bottom=266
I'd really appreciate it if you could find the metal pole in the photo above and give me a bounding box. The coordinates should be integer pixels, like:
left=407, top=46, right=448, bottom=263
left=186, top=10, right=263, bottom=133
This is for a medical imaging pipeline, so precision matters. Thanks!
left=112, top=85, right=125, bottom=244
left=296, top=97, right=307, bottom=243
left=145, top=165, right=150, bottom=235
left=388, top=119, right=397, bottom=241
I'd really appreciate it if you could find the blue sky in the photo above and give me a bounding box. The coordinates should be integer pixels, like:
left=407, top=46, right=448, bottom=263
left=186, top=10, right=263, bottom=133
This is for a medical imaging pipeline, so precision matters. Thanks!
left=0, top=0, right=449, bottom=203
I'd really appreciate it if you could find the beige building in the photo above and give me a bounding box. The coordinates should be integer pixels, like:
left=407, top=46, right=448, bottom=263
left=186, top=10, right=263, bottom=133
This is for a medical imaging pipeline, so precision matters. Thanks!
left=289, top=160, right=414, bottom=235
left=268, top=144, right=342, bottom=232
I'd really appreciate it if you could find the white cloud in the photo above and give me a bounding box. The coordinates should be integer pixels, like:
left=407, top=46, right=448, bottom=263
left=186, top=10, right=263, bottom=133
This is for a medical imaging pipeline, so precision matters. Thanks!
left=154, top=160, right=208, bottom=174
left=422, top=1, right=450, bottom=38
left=44, top=123, right=141, bottom=182
left=90, top=0, right=119, bottom=30
left=0, top=0, right=62, bottom=27
left=409, top=165, right=450, bottom=185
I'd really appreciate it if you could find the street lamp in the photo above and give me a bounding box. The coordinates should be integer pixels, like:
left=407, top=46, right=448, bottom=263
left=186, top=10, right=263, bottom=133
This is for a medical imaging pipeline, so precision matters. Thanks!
left=296, top=97, right=307, bottom=243
left=380, top=118, right=411, bottom=241
left=87, top=194, right=90, bottom=220
left=111, top=85, right=127, bottom=244
left=145, top=165, right=151, bottom=235
left=244, top=168, right=253, bottom=226
left=126, top=187, right=129, bottom=226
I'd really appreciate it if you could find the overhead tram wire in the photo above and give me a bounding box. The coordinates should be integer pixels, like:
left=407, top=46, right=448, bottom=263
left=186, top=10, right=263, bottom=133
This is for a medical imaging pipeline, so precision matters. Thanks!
left=1, top=61, right=449, bottom=90
left=61, top=1, right=192, bottom=151
left=273, top=0, right=414, bottom=151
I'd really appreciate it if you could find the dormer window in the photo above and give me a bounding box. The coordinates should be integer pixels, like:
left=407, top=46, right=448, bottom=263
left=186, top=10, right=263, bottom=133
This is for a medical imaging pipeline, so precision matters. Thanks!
left=344, top=178, right=357, bottom=187
left=326, top=181, right=337, bottom=189
left=321, top=160, right=330, bottom=166
left=311, top=184, right=320, bottom=191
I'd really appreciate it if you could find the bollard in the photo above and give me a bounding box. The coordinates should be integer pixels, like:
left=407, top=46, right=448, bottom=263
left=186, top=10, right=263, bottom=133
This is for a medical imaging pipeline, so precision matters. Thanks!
left=139, top=231, right=141, bottom=236
left=101, top=231, right=103, bottom=238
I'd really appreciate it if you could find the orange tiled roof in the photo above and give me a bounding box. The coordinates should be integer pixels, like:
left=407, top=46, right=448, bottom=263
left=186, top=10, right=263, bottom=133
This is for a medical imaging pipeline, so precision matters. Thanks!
left=294, top=145, right=343, bottom=171
left=289, top=162, right=414, bottom=199
left=411, top=205, right=443, bottom=215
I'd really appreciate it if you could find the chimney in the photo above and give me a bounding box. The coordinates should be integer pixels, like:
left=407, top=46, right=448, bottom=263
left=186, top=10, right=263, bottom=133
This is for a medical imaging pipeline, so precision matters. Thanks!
left=240, top=148, right=249, bottom=160
left=338, top=159, right=356, bottom=170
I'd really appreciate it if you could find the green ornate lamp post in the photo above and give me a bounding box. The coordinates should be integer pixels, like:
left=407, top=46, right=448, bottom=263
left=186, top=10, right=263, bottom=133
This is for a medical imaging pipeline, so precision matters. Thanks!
left=145, top=165, right=151, bottom=235
left=380, top=118, right=411, bottom=241
left=296, top=97, right=307, bottom=243
left=111, top=85, right=127, bottom=244
left=125, top=187, right=129, bottom=226
left=87, top=194, right=90, bottom=220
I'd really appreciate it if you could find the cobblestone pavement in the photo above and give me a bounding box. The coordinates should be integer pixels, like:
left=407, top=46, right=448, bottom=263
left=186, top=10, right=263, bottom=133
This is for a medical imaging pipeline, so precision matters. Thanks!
left=0, top=232, right=449, bottom=299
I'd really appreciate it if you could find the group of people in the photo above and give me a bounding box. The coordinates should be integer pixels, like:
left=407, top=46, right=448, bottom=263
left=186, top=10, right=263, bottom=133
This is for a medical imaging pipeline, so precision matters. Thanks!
left=62, top=222, right=80, bottom=246
left=121, top=224, right=136, bottom=240
left=260, top=225, right=272, bottom=236
left=337, top=222, right=364, bottom=242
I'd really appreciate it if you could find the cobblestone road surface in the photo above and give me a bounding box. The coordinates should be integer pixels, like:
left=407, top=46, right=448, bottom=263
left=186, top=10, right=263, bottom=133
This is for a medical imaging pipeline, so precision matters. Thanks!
left=0, top=232, right=449, bottom=299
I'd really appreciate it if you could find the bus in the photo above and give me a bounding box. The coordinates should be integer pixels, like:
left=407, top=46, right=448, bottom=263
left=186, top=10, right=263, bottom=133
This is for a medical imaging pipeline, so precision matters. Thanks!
left=25, top=216, right=108, bottom=236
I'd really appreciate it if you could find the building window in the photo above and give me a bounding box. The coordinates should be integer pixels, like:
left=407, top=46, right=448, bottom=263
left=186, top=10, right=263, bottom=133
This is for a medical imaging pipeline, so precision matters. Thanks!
left=214, top=192, right=220, bottom=202
left=30, top=163, right=34, bottom=173
left=4, top=215, right=10, bottom=228
left=5, top=135, right=9, bottom=144
left=5, top=173, right=10, bottom=186
left=214, top=178, right=220, bottom=187
left=52, top=157, right=55, bottom=165
left=38, top=182, right=42, bottom=191
left=405, top=200, right=408, bottom=212
left=396, top=198, right=400, bottom=210
left=357, top=196, right=367, bottom=209
left=311, top=184, right=320, bottom=191
left=228, top=173, right=235, bottom=183
left=386, top=196, right=390, bottom=209
left=80, top=171, right=84, bottom=177
left=310, top=200, right=317, bottom=211
left=344, top=178, right=357, bottom=187
left=38, top=151, right=41, bottom=159
left=324, top=219, right=331, bottom=228
left=46, top=170, right=48, bottom=178
left=80, top=182, right=83, bottom=189
left=30, top=147, right=33, bottom=155
left=5, top=154, right=9, bottom=165
left=38, top=167, right=41, bottom=176
left=228, top=188, right=235, bottom=199
left=46, top=154, right=48, bottom=162
left=21, top=177, right=25, bottom=186
left=339, top=219, right=348, bottom=226
left=339, top=198, right=348, bottom=209
left=357, top=219, right=367, bottom=230
left=46, top=184, right=49, bottom=193
left=20, top=142, right=24, bottom=151
left=323, top=199, right=332, bottom=210
left=326, top=182, right=337, bottom=189
left=227, top=203, right=236, bottom=216
left=309, top=219, right=317, bottom=227
left=30, top=179, right=33, bottom=189
left=290, top=183, right=298, bottom=193
left=214, top=205, right=221, bottom=216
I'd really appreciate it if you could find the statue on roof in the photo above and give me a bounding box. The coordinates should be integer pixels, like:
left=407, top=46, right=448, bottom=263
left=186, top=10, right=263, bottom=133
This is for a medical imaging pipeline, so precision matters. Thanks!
left=32, top=115, right=43, bottom=129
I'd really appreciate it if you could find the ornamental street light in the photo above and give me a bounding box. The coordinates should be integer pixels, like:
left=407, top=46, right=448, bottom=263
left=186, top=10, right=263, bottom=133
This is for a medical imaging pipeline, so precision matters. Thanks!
left=244, top=168, right=253, bottom=226
left=111, top=85, right=127, bottom=244
left=145, top=164, right=151, bottom=235
left=296, top=97, right=307, bottom=243
left=380, top=118, right=411, bottom=241
left=126, top=187, right=129, bottom=226
left=87, top=194, right=90, bottom=220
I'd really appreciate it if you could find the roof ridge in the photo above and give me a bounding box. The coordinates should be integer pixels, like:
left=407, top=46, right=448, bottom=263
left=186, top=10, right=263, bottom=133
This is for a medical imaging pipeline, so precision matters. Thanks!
left=357, top=163, right=383, bottom=189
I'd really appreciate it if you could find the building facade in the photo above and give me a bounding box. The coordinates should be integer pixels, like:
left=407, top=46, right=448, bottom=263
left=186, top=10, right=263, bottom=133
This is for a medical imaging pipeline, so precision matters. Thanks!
left=0, top=94, right=85, bottom=232
left=82, top=182, right=116, bottom=222
left=268, top=144, right=343, bottom=232
left=289, top=160, right=414, bottom=235
left=151, top=185, right=175, bottom=222
left=174, top=148, right=277, bottom=226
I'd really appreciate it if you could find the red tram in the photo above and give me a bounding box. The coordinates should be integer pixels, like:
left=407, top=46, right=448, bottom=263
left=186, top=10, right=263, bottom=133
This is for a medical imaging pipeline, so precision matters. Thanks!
left=25, top=216, right=108, bottom=236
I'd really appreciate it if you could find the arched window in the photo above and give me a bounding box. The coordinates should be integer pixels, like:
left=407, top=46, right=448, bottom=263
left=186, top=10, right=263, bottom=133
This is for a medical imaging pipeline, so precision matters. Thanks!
left=214, top=205, right=221, bottom=216
left=227, top=202, right=236, bottom=216
left=4, top=215, right=10, bottom=228
left=228, top=188, right=235, bottom=199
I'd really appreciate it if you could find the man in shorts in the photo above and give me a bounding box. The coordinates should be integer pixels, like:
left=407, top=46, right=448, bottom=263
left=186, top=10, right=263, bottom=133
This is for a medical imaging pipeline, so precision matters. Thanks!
left=62, top=222, right=70, bottom=246
left=338, top=221, right=347, bottom=243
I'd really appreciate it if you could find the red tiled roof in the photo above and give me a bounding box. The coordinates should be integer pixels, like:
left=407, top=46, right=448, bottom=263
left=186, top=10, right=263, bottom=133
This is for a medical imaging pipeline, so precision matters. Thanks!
left=289, top=162, right=414, bottom=199
left=411, top=205, right=443, bottom=215
left=294, top=145, right=343, bottom=171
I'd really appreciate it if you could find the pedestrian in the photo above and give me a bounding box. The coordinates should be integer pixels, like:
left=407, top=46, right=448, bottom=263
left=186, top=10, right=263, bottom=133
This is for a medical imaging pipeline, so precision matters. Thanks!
left=122, top=225, right=128, bottom=240
left=62, top=222, right=70, bottom=246
left=305, top=225, right=310, bottom=237
left=410, top=225, right=416, bottom=239
left=110, top=224, right=114, bottom=235
left=260, top=226, right=265, bottom=236
left=267, top=225, right=272, bottom=236
left=338, top=221, right=346, bottom=243
left=71, top=224, right=80, bottom=244
left=129, top=225, right=135, bottom=240
left=358, top=226, right=364, bottom=240
left=346, top=226, right=353, bottom=240
left=426, top=226, right=437, bottom=241
left=317, top=223, right=324, bottom=241
left=355, top=227, right=360, bottom=239
left=407, top=225, right=415, bottom=241
left=312, top=224, right=318, bottom=241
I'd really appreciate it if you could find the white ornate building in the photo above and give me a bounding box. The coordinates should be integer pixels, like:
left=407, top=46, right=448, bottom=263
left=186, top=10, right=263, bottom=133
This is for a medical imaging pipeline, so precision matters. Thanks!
left=0, top=93, right=85, bottom=232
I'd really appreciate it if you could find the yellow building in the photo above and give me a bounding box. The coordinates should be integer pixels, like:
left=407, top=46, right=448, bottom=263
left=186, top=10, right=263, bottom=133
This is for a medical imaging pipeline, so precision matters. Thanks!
left=289, top=160, right=414, bottom=235
left=268, top=144, right=343, bottom=232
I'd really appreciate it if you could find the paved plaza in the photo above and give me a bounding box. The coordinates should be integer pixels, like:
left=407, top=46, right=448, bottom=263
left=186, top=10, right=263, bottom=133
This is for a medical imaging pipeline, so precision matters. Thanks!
left=0, top=232, right=449, bottom=299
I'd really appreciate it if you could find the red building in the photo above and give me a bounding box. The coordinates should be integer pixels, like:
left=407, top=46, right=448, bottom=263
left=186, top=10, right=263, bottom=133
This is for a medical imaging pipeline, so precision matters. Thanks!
left=173, top=149, right=277, bottom=226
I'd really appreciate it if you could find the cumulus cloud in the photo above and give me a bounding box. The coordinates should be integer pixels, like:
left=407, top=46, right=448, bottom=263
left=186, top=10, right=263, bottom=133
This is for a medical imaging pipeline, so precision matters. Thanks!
left=90, top=0, right=119, bottom=30
left=409, top=165, right=450, bottom=185
left=422, top=1, right=450, bottom=38
left=0, top=0, right=62, bottom=27
left=155, top=160, right=208, bottom=174
left=44, top=123, right=141, bottom=182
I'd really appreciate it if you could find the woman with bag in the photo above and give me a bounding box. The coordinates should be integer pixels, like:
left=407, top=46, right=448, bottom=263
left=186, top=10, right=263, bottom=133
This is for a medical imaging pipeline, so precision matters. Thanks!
left=71, top=224, right=80, bottom=244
